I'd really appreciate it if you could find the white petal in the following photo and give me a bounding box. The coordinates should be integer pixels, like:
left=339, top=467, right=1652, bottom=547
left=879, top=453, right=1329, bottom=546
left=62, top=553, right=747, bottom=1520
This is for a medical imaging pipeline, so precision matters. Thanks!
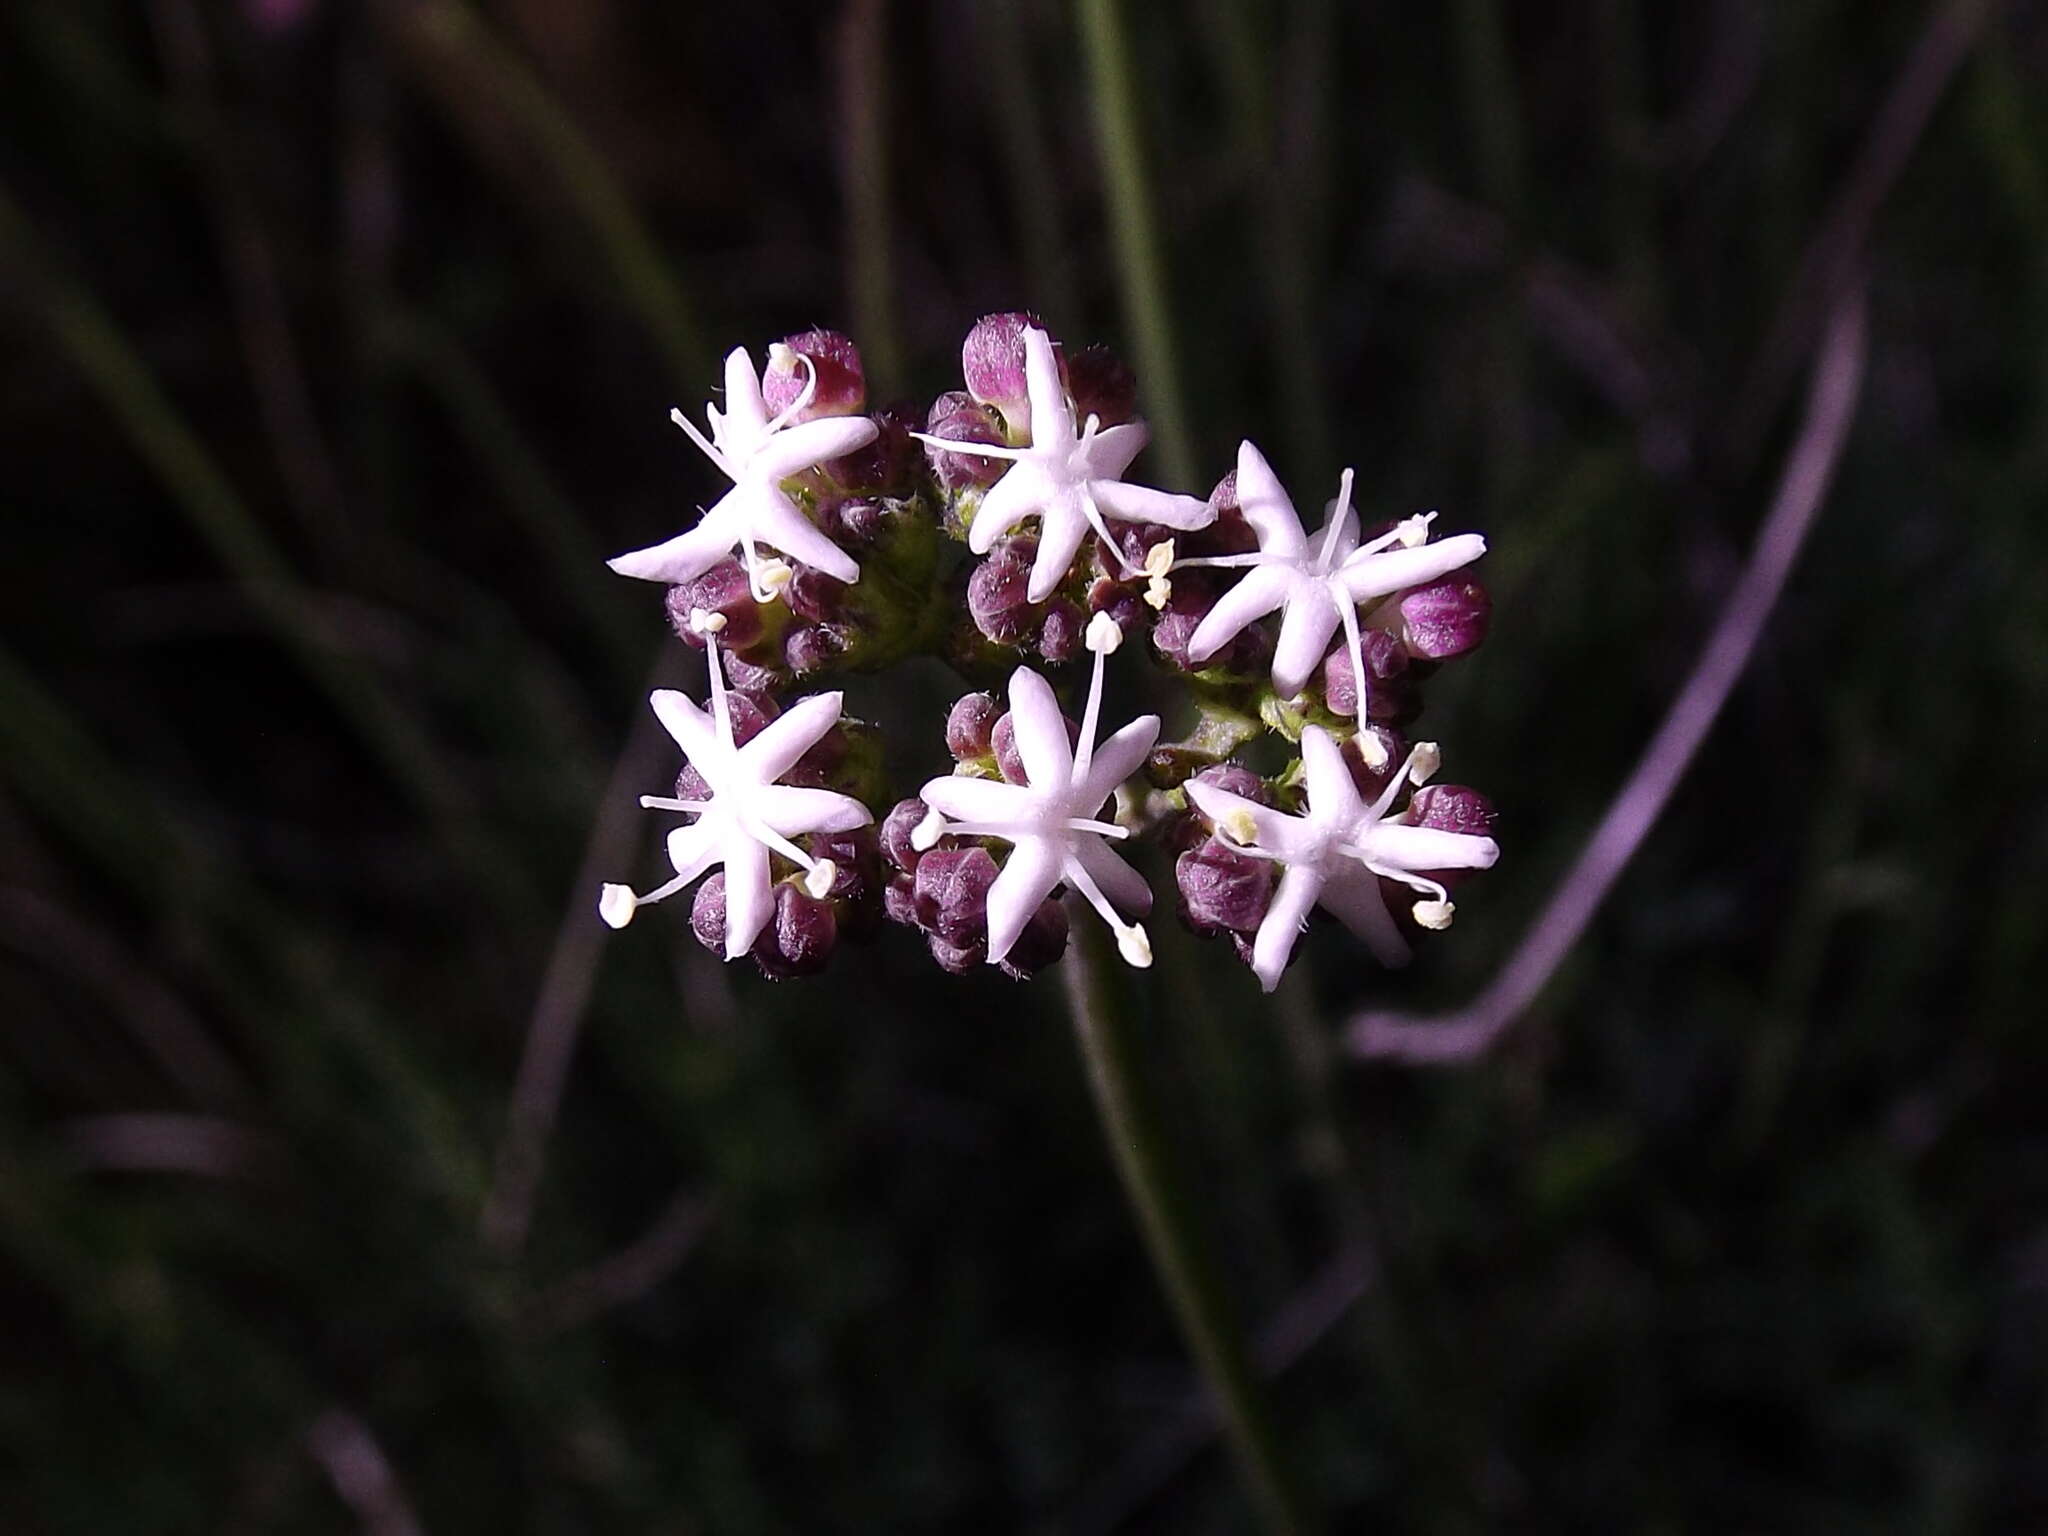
left=721, top=346, right=770, bottom=445
left=736, top=691, right=843, bottom=783
left=752, top=784, right=872, bottom=837
left=1078, top=420, right=1149, bottom=480
left=1004, top=667, right=1074, bottom=789
left=1233, top=440, right=1308, bottom=559
left=752, top=413, right=879, bottom=482
left=1365, top=824, right=1501, bottom=873
left=1069, top=837, right=1151, bottom=918
left=1271, top=588, right=1341, bottom=698
left=1089, top=478, right=1215, bottom=531
left=984, top=837, right=1064, bottom=965
left=1021, top=327, right=1073, bottom=449
left=1184, top=564, right=1290, bottom=664
left=1076, top=715, right=1160, bottom=812
left=1315, top=867, right=1411, bottom=967
left=664, top=821, right=723, bottom=884
left=720, top=837, right=773, bottom=959
left=1185, top=781, right=1315, bottom=864
left=1025, top=492, right=1091, bottom=602
left=606, top=509, right=736, bottom=585
left=1336, top=534, right=1486, bottom=602
left=1251, top=863, right=1322, bottom=992
left=1297, top=726, right=1363, bottom=827
left=738, top=485, right=861, bottom=584
left=966, top=460, right=1052, bottom=554
left=649, top=688, right=724, bottom=769
left=917, top=774, right=1032, bottom=825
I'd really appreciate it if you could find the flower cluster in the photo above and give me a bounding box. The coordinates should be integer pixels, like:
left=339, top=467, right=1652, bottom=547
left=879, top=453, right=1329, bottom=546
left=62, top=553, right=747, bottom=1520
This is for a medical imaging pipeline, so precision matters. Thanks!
left=599, top=314, right=1499, bottom=990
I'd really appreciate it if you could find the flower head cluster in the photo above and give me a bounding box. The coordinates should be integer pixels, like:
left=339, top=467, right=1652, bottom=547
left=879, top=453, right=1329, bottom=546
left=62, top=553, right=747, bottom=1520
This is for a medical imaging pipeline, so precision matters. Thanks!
left=598, top=314, right=1501, bottom=993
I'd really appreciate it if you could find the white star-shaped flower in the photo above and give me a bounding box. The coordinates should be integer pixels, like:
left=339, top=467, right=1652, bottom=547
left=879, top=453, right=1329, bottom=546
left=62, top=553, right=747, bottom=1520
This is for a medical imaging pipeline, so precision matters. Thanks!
left=914, top=614, right=1159, bottom=967
left=599, top=613, right=873, bottom=957
left=608, top=346, right=879, bottom=601
left=1186, top=724, right=1499, bottom=992
left=915, top=327, right=1213, bottom=602
left=1181, top=441, right=1487, bottom=700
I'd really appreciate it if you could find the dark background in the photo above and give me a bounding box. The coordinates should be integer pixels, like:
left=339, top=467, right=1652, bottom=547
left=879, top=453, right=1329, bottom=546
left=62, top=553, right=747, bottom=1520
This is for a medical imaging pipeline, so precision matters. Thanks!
left=3, top=1, right=2045, bottom=1530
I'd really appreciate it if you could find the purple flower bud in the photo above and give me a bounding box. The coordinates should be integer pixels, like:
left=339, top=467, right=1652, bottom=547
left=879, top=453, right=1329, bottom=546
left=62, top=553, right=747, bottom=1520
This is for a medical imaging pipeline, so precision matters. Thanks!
left=961, top=311, right=1046, bottom=421
left=753, top=883, right=838, bottom=979
left=1176, top=838, right=1276, bottom=935
left=883, top=873, right=919, bottom=927
left=1085, top=577, right=1145, bottom=635
left=721, top=648, right=784, bottom=692
left=924, top=392, right=1008, bottom=491
left=824, top=408, right=914, bottom=495
left=826, top=495, right=890, bottom=545
left=881, top=798, right=928, bottom=873
left=1152, top=579, right=1265, bottom=674
left=1320, top=628, right=1410, bottom=718
left=968, top=540, right=1039, bottom=644
left=913, top=845, right=1000, bottom=944
left=1409, top=783, right=1497, bottom=838
left=1192, top=761, right=1269, bottom=805
left=1399, top=579, right=1491, bottom=659
left=1065, top=344, right=1137, bottom=428
left=784, top=621, right=854, bottom=676
left=999, top=898, right=1071, bottom=978
left=945, top=693, right=1000, bottom=760
left=665, top=563, right=763, bottom=650
left=784, top=566, right=844, bottom=623
left=1038, top=599, right=1085, bottom=664
left=689, top=872, right=727, bottom=956
left=761, top=329, right=866, bottom=422
left=928, top=933, right=985, bottom=974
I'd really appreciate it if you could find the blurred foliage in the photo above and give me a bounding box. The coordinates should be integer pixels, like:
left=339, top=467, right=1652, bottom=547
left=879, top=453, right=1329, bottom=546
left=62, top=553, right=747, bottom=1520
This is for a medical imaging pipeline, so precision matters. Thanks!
left=2, top=0, right=2046, bottom=1531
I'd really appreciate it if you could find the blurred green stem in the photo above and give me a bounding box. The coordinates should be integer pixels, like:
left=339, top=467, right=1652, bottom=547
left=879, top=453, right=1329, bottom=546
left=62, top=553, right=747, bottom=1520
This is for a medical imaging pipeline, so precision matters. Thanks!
left=1077, top=0, right=1196, bottom=489
left=1062, top=918, right=1312, bottom=1534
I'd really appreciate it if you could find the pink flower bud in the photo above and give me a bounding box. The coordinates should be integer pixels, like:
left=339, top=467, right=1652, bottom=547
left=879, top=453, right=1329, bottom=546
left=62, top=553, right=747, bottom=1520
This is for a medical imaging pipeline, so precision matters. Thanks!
left=1409, top=783, right=1497, bottom=838
left=784, top=621, right=854, bottom=676
left=990, top=709, right=1080, bottom=786
left=1321, top=629, right=1411, bottom=718
left=880, top=798, right=929, bottom=873
left=761, top=329, right=866, bottom=422
left=783, top=566, right=845, bottom=623
left=664, top=563, right=763, bottom=650
left=998, top=898, right=1071, bottom=978
left=928, top=933, right=985, bottom=974
left=961, top=311, right=1047, bottom=423
left=689, top=872, right=728, bottom=956
left=823, top=408, right=914, bottom=494
left=1398, top=579, right=1491, bottom=659
left=924, top=392, right=1008, bottom=491
left=967, top=540, right=1039, bottom=644
left=752, top=883, right=838, bottom=979
left=1037, top=599, right=1085, bottom=663
left=944, top=693, right=1000, bottom=760
left=1176, top=838, right=1275, bottom=935
left=913, top=846, right=1000, bottom=944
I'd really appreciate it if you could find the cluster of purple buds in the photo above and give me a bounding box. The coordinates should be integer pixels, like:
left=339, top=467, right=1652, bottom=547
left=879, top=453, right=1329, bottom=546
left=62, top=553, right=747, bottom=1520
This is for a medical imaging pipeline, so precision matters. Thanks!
left=596, top=312, right=1502, bottom=993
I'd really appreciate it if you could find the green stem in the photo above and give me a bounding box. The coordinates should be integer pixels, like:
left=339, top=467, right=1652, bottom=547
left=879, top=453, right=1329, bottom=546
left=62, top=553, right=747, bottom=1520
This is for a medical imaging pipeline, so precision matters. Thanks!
left=1076, top=0, right=1197, bottom=490
left=1062, top=917, right=1312, bottom=1534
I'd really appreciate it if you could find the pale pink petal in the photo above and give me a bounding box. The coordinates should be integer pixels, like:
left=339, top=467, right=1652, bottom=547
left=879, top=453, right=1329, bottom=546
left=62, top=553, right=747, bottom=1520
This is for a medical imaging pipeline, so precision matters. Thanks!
left=1004, top=667, right=1074, bottom=788
left=1025, top=492, right=1091, bottom=601
left=966, top=461, right=1051, bottom=553
left=1069, top=838, right=1151, bottom=918
left=752, top=784, right=872, bottom=837
left=984, top=838, right=1064, bottom=965
left=917, top=774, right=1031, bottom=825
left=663, top=822, right=723, bottom=885
left=1271, top=588, right=1341, bottom=698
left=1185, top=564, right=1290, bottom=663
left=1251, top=863, right=1322, bottom=991
left=1297, top=726, right=1363, bottom=826
left=1089, top=478, right=1215, bottom=531
left=1021, top=327, right=1071, bottom=448
left=1076, top=715, right=1161, bottom=812
left=1234, top=440, right=1308, bottom=558
left=740, top=486, right=860, bottom=583
left=719, top=836, right=772, bottom=959
left=752, top=414, right=880, bottom=482
left=1078, top=420, right=1149, bottom=480
left=721, top=346, right=769, bottom=443
left=736, top=691, right=843, bottom=782
left=1315, top=868, right=1412, bottom=967
left=1336, top=534, right=1486, bottom=603
left=1184, top=781, right=1316, bottom=864
left=649, top=688, right=724, bottom=768
left=1366, top=824, right=1501, bottom=873
left=606, top=505, right=736, bottom=585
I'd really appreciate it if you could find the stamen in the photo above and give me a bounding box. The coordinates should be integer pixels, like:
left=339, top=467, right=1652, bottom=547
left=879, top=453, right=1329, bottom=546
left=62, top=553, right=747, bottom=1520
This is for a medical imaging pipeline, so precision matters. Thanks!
left=699, top=619, right=733, bottom=745
left=1216, top=807, right=1260, bottom=847
left=906, top=431, right=1029, bottom=462
left=599, top=870, right=694, bottom=929
left=1074, top=614, right=1121, bottom=780
left=1397, top=511, right=1436, bottom=548
left=1142, top=540, right=1174, bottom=609
left=1315, top=467, right=1356, bottom=572
left=1354, top=728, right=1391, bottom=772
left=910, top=806, right=949, bottom=852
left=1063, top=855, right=1150, bottom=968
left=802, top=858, right=838, bottom=899
left=669, top=406, right=735, bottom=480
left=1170, top=552, right=1270, bottom=571
left=1409, top=741, right=1441, bottom=784
left=1411, top=898, right=1455, bottom=930
left=761, top=352, right=817, bottom=437
left=1116, top=924, right=1154, bottom=968
left=1063, top=817, right=1129, bottom=841
left=638, top=795, right=712, bottom=814
left=754, top=557, right=795, bottom=599
left=1080, top=489, right=1141, bottom=577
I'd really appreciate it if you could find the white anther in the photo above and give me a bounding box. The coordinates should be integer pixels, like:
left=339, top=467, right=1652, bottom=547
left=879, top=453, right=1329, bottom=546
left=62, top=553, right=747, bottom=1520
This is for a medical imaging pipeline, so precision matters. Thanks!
left=1409, top=741, right=1441, bottom=784
left=910, top=805, right=949, bottom=852
left=802, top=859, right=838, bottom=899
left=1397, top=513, right=1434, bottom=549
left=1411, top=898, right=1455, bottom=930
left=689, top=606, right=727, bottom=636
left=1218, top=807, right=1260, bottom=847
left=1116, top=924, right=1154, bottom=968
left=1355, top=730, right=1391, bottom=772
left=1085, top=611, right=1124, bottom=655
left=755, top=557, right=794, bottom=594
left=767, top=341, right=796, bottom=367
left=598, top=884, right=638, bottom=930
left=1142, top=540, right=1176, bottom=578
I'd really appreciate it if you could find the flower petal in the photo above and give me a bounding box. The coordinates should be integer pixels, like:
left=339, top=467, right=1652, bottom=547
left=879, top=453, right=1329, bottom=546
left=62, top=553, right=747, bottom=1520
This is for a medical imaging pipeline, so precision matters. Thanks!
left=752, top=413, right=880, bottom=483
left=719, top=836, right=773, bottom=959
left=752, top=784, right=872, bottom=837
left=738, top=484, right=861, bottom=584
left=737, top=690, right=843, bottom=783
left=1315, top=867, right=1412, bottom=967
left=1184, top=781, right=1316, bottom=864
left=1076, top=715, right=1160, bottom=812
left=1234, top=440, right=1308, bottom=559
left=1021, top=327, right=1071, bottom=449
left=649, top=688, right=724, bottom=769
left=1364, top=824, right=1501, bottom=874
left=664, top=821, right=723, bottom=884
left=1297, top=725, right=1363, bottom=828
left=1069, top=837, right=1151, bottom=919
left=1089, top=477, right=1215, bottom=531
left=1077, top=420, right=1148, bottom=480
left=1025, top=491, right=1091, bottom=602
left=1185, top=563, right=1290, bottom=664
left=966, top=460, right=1051, bottom=554
left=984, top=837, right=1063, bottom=965
left=1271, top=586, right=1340, bottom=698
left=1004, top=667, right=1074, bottom=789
left=606, top=506, right=736, bottom=585
left=917, top=774, right=1031, bottom=825
left=721, top=346, right=770, bottom=446
left=1336, top=534, right=1486, bottom=603
left=1251, top=863, right=1322, bottom=991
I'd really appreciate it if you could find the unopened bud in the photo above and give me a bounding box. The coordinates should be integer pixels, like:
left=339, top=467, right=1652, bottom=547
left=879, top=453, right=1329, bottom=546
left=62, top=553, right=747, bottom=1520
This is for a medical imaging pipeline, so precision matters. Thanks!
left=944, top=693, right=1001, bottom=760
left=913, top=846, right=1000, bottom=944
left=1398, top=579, right=1491, bottom=659
left=1176, top=839, right=1275, bottom=934
left=967, top=540, right=1039, bottom=644
left=924, top=392, right=1009, bottom=491
left=961, top=311, right=1046, bottom=431
left=754, top=883, right=838, bottom=978
left=762, top=329, right=866, bottom=421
